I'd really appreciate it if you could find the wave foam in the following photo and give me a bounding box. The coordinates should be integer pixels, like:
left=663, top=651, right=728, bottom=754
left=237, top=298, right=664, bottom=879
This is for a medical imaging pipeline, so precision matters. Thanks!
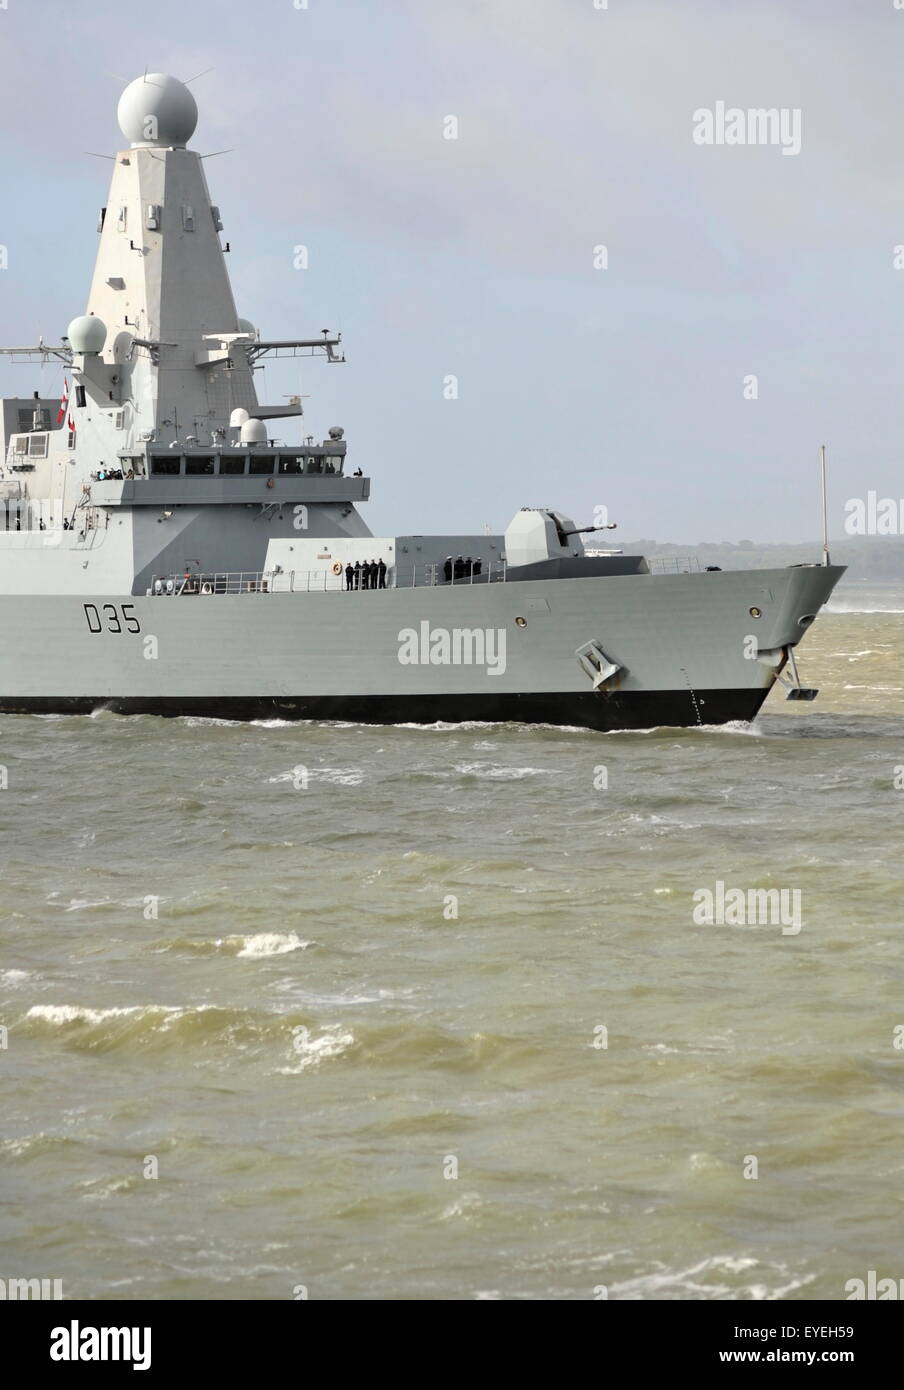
left=1, top=969, right=31, bottom=986
left=26, top=1003, right=184, bottom=1026
left=277, top=1026, right=355, bottom=1073
left=454, top=762, right=550, bottom=779
left=229, top=932, right=311, bottom=959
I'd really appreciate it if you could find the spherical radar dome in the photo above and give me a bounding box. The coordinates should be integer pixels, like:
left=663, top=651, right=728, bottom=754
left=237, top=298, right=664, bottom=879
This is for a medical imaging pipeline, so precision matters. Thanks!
left=117, top=73, right=198, bottom=149
left=67, top=315, right=107, bottom=355
left=241, top=418, right=268, bottom=445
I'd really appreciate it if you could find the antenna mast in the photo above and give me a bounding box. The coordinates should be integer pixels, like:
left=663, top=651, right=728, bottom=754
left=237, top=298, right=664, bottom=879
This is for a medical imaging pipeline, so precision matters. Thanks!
left=819, top=444, right=830, bottom=567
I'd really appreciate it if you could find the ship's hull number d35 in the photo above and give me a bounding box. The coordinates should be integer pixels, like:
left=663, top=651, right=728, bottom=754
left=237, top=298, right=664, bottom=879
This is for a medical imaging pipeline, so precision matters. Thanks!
left=83, top=602, right=141, bottom=634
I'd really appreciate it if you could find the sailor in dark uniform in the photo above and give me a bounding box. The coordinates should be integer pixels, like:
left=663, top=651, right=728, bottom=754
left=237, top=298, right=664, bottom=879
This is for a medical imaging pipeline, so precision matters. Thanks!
left=345, top=562, right=354, bottom=590
left=353, top=560, right=361, bottom=589
left=378, top=558, right=387, bottom=589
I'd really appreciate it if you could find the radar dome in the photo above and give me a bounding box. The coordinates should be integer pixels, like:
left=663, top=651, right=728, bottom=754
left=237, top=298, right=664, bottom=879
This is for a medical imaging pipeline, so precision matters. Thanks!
left=67, top=315, right=107, bottom=355
left=236, top=318, right=256, bottom=338
left=229, top=408, right=250, bottom=428
left=117, top=73, right=198, bottom=149
left=240, top=418, right=268, bottom=445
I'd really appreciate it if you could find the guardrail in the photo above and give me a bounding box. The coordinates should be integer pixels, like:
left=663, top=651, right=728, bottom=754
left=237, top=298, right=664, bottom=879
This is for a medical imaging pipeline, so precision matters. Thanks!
left=148, top=560, right=509, bottom=595
left=648, top=555, right=700, bottom=574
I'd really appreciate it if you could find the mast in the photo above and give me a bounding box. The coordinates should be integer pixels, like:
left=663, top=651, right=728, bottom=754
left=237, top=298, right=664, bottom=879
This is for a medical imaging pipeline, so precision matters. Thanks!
left=819, top=444, right=830, bottom=567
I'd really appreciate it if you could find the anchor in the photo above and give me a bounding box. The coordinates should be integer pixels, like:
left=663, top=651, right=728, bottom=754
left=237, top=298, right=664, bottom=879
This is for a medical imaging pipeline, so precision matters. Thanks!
left=576, top=640, right=623, bottom=691
left=776, top=646, right=818, bottom=701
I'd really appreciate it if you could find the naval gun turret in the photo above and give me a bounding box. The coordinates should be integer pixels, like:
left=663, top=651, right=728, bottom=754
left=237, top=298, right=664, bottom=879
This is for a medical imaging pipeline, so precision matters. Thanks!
left=502, top=507, right=643, bottom=578
left=504, top=508, right=589, bottom=568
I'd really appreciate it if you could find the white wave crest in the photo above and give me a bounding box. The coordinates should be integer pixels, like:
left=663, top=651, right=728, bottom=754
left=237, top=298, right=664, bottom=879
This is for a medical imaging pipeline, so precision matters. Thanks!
left=277, top=1026, right=354, bottom=1073
left=228, top=932, right=311, bottom=959
left=455, top=762, right=550, bottom=779
left=26, top=1004, right=185, bottom=1026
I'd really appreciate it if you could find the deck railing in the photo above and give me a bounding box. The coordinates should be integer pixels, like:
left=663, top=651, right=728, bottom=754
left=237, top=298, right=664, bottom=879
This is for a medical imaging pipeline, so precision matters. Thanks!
left=148, top=559, right=509, bottom=595
left=648, top=555, right=701, bottom=574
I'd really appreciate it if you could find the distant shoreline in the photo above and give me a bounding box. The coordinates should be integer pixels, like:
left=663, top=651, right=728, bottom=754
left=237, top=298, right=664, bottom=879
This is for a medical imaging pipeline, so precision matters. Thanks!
left=617, top=539, right=904, bottom=582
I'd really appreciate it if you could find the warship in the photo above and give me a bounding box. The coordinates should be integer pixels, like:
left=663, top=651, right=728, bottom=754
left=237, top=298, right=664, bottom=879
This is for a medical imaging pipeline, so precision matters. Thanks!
left=0, top=74, right=843, bottom=730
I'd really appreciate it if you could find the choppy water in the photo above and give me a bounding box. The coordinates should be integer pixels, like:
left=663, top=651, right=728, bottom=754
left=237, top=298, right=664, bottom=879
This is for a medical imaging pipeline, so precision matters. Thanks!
left=2, top=584, right=903, bottom=1301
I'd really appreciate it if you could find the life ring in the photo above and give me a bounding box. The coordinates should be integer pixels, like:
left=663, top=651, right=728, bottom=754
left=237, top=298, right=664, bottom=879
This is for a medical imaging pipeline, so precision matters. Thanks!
left=331, top=561, right=342, bottom=576
left=266, top=477, right=275, bottom=489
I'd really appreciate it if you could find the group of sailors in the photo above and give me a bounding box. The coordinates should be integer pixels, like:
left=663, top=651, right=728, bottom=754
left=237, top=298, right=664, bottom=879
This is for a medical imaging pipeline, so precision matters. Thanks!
left=443, top=556, right=483, bottom=583
left=346, top=559, right=387, bottom=590
left=3, top=513, right=74, bottom=532
left=93, top=467, right=134, bottom=481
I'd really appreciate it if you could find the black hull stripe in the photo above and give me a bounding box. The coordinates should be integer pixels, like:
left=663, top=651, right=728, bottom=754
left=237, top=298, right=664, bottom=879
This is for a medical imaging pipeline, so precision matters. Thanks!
left=0, top=689, right=771, bottom=730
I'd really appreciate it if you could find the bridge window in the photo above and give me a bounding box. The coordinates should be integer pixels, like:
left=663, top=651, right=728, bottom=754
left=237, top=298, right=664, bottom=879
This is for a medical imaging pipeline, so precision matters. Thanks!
left=219, top=455, right=247, bottom=475
left=249, top=457, right=275, bottom=475
left=151, top=456, right=182, bottom=475
left=278, top=456, right=304, bottom=474
left=185, top=456, right=214, bottom=475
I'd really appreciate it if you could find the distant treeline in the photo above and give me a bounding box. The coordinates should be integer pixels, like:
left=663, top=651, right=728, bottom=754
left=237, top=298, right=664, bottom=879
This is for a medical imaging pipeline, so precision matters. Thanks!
left=618, top=537, right=904, bottom=580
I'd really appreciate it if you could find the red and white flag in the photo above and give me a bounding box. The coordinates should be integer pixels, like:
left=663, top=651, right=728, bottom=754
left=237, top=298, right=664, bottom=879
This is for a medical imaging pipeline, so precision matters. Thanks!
left=56, top=377, right=69, bottom=425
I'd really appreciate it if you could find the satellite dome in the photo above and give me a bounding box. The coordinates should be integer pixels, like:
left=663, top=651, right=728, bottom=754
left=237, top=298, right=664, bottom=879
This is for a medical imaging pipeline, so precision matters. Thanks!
left=117, top=73, right=198, bottom=149
left=240, top=418, right=268, bottom=445
left=229, top=408, right=250, bottom=428
left=67, top=314, right=107, bottom=355
left=236, top=318, right=256, bottom=338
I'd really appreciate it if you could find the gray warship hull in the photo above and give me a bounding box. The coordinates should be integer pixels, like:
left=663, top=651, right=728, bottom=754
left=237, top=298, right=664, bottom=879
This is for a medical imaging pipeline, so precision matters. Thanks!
left=0, top=564, right=843, bottom=729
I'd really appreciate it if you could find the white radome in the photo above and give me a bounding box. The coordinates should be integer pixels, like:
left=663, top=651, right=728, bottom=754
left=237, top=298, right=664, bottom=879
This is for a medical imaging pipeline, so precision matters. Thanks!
left=236, top=318, right=256, bottom=338
left=117, top=73, right=198, bottom=149
left=240, top=418, right=268, bottom=445
left=67, top=315, right=107, bottom=355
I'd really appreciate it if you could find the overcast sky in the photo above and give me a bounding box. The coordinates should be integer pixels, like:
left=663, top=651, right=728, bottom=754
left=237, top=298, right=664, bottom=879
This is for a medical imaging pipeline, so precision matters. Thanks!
left=0, top=0, right=901, bottom=543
